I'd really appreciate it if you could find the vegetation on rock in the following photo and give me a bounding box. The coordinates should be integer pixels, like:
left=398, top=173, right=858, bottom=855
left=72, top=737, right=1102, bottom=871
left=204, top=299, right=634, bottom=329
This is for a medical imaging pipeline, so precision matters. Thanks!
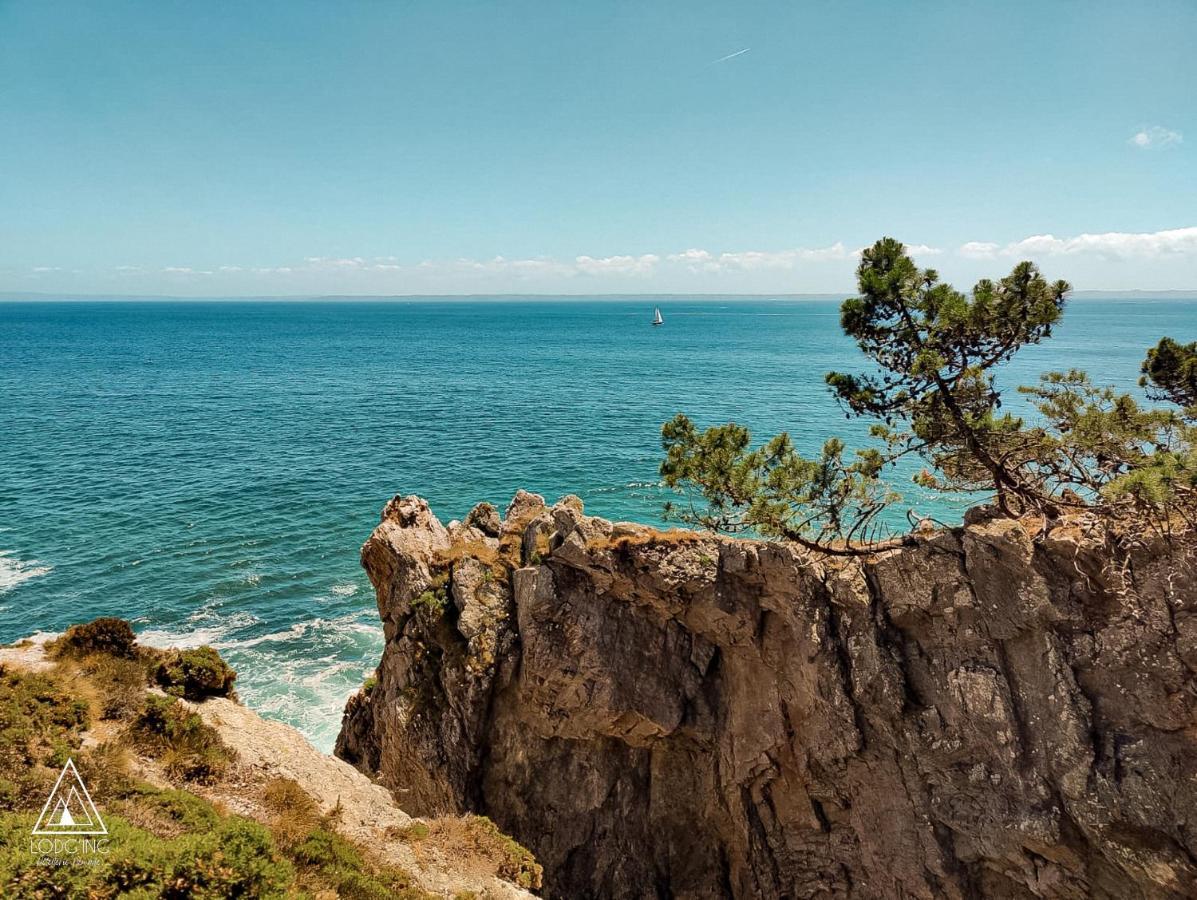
left=155, top=645, right=237, bottom=700
left=0, top=667, right=88, bottom=811
left=0, top=620, right=452, bottom=899
left=412, top=583, right=450, bottom=617
left=2, top=617, right=535, bottom=898
left=260, top=776, right=437, bottom=900
left=130, top=693, right=235, bottom=783
left=460, top=815, right=543, bottom=890
left=49, top=616, right=139, bottom=659
left=662, top=237, right=1197, bottom=552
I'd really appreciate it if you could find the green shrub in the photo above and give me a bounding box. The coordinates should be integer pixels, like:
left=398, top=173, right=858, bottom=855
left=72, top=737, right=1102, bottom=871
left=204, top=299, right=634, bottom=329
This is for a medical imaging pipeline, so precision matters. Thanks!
left=292, top=825, right=432, bottom=899
left=50, top=616, right=139, bottom=659
left=0, top=809, right=294, bottom=900
left=167, top=817, right=294, bottom=899
left=129, top=783, right=223, bottom=835
left=0, top=667, right=89, bottom=810
left=258, top=780, right=434, bottom=899
left=130, top=694, right=234, bottom=783
left=74, top=741, right=138, bottom=810
left=79, top=652, right=154, bottom=720
left=412, top=587, right=448, bottom=616
left=465, top=815, right=543, bottom=890
left=396, top=821, right=430, bottom=841
left=155, top=646, right=237, bottom=700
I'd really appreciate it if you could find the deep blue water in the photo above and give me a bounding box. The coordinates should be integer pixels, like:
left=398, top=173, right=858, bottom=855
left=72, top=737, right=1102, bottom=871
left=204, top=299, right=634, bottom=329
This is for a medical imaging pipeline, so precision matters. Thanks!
left=1, top=297, right=1193, bottom=749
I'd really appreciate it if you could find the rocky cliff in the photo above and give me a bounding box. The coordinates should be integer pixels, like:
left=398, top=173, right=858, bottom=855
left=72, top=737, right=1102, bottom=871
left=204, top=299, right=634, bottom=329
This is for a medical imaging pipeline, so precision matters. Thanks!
left=336, top=491, right=1197, bottom=899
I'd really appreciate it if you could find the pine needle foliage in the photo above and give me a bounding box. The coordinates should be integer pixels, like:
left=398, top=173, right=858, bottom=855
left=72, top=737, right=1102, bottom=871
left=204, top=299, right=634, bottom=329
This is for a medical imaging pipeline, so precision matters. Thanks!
left=661, top=237, right=1195, bottom=552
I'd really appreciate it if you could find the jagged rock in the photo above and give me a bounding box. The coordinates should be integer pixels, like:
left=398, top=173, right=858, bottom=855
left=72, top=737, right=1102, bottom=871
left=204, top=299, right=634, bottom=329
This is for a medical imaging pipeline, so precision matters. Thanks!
left=465, top=501, right=502, bottom=537
left=505, top=489, right=546, bottom=524
left=364, top=495, right=451, bottom=641
left=556, top=493, right=585, bottom=513
left=338, top=493, right=1197, bottom=900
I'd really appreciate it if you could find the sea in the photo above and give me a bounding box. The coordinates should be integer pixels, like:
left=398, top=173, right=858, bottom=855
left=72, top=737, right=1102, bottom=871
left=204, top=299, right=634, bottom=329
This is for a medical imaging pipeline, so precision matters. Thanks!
left=1, top=296, right=1193, bottom=751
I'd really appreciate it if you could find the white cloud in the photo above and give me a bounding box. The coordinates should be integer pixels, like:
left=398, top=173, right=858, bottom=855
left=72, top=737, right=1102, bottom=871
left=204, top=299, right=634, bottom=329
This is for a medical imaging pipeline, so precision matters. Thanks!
left=958, top=226, right=1197, bottom=260
left=86, top=239, right=944, bottom=288
left=163, top=266, right=212, bottom=275
left=666, top=242, right=862, bottom=273
left=1130, top=126, right=1183, bottom=149
left=667, top=241, right=941, bottom=273
left=302, top=256, right=405, bottom=272
left=574, top=253, right=659, bottom=276
left=430, top=255, right=572, bottom=278
left=959, top=241, right=1001, bottom=260
left=31, top=266, right=61, bottom=273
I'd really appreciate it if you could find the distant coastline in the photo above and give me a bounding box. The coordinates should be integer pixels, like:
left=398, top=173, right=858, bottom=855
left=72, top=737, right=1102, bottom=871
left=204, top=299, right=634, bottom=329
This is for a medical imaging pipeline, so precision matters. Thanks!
left=4, top=289, right=1197, bottom=302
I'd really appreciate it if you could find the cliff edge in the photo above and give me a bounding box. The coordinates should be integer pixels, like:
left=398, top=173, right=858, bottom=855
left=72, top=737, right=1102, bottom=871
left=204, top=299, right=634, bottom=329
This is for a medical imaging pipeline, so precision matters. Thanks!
left=337, top=491, right=1197, bottom=899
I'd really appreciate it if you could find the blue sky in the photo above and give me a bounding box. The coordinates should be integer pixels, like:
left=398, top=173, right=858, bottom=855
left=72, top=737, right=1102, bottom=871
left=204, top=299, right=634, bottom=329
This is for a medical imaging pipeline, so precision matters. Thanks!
left=1, top=0, right=1195, bottom=295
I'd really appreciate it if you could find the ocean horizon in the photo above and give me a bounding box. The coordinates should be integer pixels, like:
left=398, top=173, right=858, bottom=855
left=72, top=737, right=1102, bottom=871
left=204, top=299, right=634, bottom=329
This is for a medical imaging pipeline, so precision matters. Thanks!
left=3, top=295, right=1195, bottom=750
left=5, top=289, right=1197, bottom=302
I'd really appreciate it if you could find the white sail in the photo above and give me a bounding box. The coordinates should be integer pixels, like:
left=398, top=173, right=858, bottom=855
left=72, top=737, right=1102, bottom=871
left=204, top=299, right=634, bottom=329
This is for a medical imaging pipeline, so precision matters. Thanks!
left=652, top=306, right=663, bottom=325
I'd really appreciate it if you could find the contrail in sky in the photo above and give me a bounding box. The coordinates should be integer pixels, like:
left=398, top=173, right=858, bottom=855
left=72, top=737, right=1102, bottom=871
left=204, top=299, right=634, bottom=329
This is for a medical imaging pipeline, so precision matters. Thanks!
left=707, top=47, right=750, bottom=66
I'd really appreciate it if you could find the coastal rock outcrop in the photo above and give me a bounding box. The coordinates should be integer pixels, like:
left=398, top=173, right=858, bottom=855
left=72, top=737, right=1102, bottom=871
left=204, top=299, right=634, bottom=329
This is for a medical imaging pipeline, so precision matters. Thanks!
left=337, top=492, right=1197, bottom=899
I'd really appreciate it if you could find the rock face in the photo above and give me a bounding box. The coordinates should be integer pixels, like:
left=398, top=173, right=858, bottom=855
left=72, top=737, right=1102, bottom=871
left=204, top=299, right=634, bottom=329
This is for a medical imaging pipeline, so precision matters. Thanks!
left=337, top=492, right=1197, bottom=899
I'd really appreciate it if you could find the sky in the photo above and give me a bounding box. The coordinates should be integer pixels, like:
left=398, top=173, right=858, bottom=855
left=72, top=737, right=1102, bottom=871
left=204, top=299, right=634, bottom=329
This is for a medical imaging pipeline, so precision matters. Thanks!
left=1, top=0, right=1195, bottom=296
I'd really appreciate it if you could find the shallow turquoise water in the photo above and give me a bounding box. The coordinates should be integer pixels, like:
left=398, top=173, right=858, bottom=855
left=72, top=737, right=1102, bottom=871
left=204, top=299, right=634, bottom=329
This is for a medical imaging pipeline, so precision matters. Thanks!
left=1, top=297, right=1193, bottom=749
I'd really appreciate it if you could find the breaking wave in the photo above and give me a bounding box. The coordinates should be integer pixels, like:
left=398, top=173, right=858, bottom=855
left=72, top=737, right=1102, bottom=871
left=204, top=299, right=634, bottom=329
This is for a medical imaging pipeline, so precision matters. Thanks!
left=0, top=551, right=52, bottom=595
left=135, top=602, right=382, bottom=753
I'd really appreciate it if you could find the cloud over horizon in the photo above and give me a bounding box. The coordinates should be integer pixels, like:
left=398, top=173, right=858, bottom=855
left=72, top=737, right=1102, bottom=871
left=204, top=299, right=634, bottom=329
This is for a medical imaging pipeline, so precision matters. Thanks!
left=11, top=228, right=1197, bottom=295
left=957, top=226, right=1197, bottom=261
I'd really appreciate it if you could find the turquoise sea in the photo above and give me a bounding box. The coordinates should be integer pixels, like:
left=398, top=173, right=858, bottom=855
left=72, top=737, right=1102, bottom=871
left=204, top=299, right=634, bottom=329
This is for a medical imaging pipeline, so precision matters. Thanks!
left=1, top=297, right=1194, bottom=750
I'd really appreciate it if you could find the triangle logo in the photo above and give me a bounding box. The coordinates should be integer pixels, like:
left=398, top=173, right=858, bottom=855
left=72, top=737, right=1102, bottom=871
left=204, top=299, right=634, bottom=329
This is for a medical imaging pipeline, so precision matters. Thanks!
left=32, top=759, right=107, bottom=835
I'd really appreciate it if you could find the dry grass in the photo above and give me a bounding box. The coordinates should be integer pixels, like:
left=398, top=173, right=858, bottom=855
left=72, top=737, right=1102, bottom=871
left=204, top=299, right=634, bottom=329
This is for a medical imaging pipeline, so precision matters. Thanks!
left=128, top=694, right=237, bottom=783
left=414, top=814, right=543, bottom=891
left=60, top=651, right=155, bottom=720
left=260, top=775, right=323, bottom=850
left=434, top=540, right=504, bottom=570
left=588, top=526, right=710, bottom=552
left=496, top=506, right=546, bottom=565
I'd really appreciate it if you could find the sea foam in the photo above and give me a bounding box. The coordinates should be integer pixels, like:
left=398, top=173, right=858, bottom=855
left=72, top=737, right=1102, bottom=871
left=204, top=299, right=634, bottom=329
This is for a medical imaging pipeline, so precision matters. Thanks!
left=0, top=551, right=52, bottom=595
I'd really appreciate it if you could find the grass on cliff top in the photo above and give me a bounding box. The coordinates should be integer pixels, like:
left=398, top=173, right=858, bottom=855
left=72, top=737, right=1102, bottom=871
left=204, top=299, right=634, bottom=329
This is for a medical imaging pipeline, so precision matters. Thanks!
left=394, top=813, right=544, bottom=892
left=261, top=776, right=436, bottom=899
left=0, top=617, right=441, bottom=900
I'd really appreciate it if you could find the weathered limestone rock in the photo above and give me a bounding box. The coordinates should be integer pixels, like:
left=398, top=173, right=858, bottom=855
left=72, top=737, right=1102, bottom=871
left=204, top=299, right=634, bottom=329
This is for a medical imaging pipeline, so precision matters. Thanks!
left=465, top=501, right=502, bottom=537
left=338, top=493, right=1197, bottom=900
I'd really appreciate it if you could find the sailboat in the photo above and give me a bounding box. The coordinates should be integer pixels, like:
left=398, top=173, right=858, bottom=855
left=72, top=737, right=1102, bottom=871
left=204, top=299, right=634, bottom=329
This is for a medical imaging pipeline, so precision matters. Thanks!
left=651, top=306, right=664, bottom=326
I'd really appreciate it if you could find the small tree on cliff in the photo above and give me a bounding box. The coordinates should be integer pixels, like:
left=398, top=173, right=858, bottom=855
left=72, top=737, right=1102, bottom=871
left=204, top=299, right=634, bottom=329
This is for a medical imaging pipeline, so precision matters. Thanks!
left=662, top=238, right=1197, bottom=552
left=660, top=417, right=907, bottom=555
left=1016, top=371, right=1194, bottom=525
left=824, top=237, right=1070, bottom=516
left=1141, top=337, right=1197, bottom=411
left=989, top=340, right=1196, bottom=529
left=662, top=238, right=1070, bottom=552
